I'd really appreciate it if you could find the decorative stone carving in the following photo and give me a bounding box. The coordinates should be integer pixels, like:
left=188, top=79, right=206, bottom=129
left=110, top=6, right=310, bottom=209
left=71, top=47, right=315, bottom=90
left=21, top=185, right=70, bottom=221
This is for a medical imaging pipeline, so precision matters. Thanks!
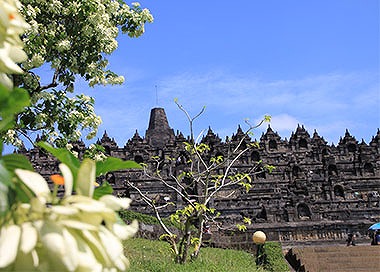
left=19, top=108, right=380, bottom=243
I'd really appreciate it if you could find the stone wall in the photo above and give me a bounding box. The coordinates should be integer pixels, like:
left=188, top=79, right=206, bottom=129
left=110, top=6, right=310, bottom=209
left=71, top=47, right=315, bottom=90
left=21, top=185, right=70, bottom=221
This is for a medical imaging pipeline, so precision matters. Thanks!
left=19, top=108, right=380, bottom=245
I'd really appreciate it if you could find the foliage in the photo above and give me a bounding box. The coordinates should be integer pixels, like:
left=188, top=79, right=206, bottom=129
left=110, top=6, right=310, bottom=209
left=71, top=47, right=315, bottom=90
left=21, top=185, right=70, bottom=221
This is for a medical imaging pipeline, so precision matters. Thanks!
left=0, top=7, right=143, bottom=268
left=0, top=149, right=140, bottom=270
left=0, top=84, right=29, bottom=134
left=83, top=143, right=107, bottom=161
left=3, top=0, right=153, bottom=147
left=127, top=101, right=272, bottom=264
left=124, top=238, right=261, bottom=272
left=119, top=209, right=181, bottom=229
left=0, top=0, right=30, bottom=89
left=1, top=117, right=142, bottom=270
left=120, top=209, right=162, bottom=226
left=263, top=242, right=290, bottom=272
left=0, top=0, right=30, bottom=138
left=37, top=141, right=141, bottom=181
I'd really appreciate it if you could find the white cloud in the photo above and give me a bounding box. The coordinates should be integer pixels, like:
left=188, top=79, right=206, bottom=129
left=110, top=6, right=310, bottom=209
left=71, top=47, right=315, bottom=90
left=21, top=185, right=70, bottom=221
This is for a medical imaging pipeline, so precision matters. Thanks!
left=84, top=69, right=379, bottom=146
left=269, top=114, right=301, bottom=132
left=155, top=69, right=379, bottom=143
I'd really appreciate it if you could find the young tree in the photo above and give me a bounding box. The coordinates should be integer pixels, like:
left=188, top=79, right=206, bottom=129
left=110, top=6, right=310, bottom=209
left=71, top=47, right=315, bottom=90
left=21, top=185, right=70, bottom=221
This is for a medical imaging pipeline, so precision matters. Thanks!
left=3, top=0, right=153, bottom=147
left=127, top=101, right=272, bottom=264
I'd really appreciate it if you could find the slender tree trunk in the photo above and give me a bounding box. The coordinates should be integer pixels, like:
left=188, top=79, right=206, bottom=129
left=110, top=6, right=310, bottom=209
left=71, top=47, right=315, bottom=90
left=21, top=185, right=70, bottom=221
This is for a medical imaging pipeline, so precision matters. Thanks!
left=192, top=216, right=204, bottom=260
left=181, top=230, right=192, bottom=264
left=177, top=220, right=192, bottom=264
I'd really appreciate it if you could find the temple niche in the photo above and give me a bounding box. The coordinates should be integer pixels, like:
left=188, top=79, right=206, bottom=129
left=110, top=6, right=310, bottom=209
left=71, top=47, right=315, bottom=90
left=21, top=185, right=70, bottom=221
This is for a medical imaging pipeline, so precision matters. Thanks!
left=21, top=107, right=380, bottom=242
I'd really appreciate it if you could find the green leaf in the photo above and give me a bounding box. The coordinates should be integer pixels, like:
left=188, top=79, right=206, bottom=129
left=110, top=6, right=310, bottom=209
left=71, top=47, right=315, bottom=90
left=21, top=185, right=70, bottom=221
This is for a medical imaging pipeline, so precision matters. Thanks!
left=9, top=87, right=30, bottom=110
left=13, top=180, right=33, bottom=203
left=0, top=86, right=30, bottom=132
left=0, top=180, right=9, bottom=216
left=0, top=114, right=15, bottom=131
left=245, top=174, right=252, bottom=183
left=0, top=160, right=30, bottom=206
left=2, top=154, right=34, bottom=172
left=264, top=164, right=276, bottom=173
left=37, top=142, right=80, bottom=179
left=243, top=217, right=252, bottom=225
left=0, top=161, right=12, bottom=188
left=191, top=237, right=200, bottom=246
left=95, top=157, right=141, bottom=177
left=93, top=181, right=113, bottom=200
left=236, top=224, right=247, bottom=232
left=264, top=115, right=271, bottom=122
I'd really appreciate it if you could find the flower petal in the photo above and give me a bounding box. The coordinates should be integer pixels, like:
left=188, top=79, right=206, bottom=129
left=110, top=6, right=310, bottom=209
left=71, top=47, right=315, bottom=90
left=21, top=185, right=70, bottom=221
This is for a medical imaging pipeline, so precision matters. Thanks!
left=62, top=227, right=79, bottom=270
left=39, top=220, right=78, bottom=271
left=59, top=220, right=98, bottom=231
left=20, top=222, right=37, bottom=254
left=71, top=201, right=107, bottom=213
left=99, top=195, right=132, bottom=211
left=0, top=224, right=21, bottom=268
left=98, top=226, right=123, bottom=262
left=0, top=72, right=13, bottom=89
left=59, top=163, right=73, bottom=197
left=51, top=205, right=78, bottom=216
left=15, top=169, right=50, bottom=202
left=81, top=230, right=111, bottom=266
left=112, top=219, right=138, bottom=240
left=68, top=230, right=102, bottom=272
left=114, top=254, right=129, bottom=271
left=8, top=45, right=28, bottom=63
left=76, top=159, right=96, bottom=197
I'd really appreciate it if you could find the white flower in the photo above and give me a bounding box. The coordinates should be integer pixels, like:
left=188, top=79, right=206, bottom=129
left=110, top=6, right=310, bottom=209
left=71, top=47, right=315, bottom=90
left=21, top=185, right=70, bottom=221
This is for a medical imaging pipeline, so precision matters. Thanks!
left=56, top=39, right=71, bottom=52
left=0, top=0, right=30, bottom=89
left=0, top=43, right=27, bottom=88
left=94, top=153, right=107, bottom=161
left=1, top=160, right=138, bottom=271
left=0, top=225, right=21, bottom=268
left=14, top=169, right=51, bottom=204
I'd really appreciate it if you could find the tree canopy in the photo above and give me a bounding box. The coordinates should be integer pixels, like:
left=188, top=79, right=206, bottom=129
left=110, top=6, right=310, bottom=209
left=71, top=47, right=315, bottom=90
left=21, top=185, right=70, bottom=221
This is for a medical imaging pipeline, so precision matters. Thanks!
left=4, top=0, right=153, bottom=147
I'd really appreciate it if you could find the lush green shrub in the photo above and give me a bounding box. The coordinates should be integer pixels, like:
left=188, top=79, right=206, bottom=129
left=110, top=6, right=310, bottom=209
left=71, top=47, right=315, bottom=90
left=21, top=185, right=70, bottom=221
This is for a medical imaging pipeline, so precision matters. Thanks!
left=120, top=210, right=161, bottom=225
left=263, top=242, right=290, bottom=272
left=119, top=210, right=186, bottom=231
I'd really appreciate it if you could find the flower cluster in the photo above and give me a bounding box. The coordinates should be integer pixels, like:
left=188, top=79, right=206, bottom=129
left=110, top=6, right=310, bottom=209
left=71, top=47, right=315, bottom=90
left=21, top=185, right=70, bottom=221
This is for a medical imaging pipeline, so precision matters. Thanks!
left=0, top=0, right=29, bottom=88
left=4, top=1, right=153, bottom=147
left=20, top=0, right=153, bottom=87
left=0, top=159, right=138, bottom=271
left=4, top=90, right=102, bottom=148
left=85, top=144, right=108, bottom=162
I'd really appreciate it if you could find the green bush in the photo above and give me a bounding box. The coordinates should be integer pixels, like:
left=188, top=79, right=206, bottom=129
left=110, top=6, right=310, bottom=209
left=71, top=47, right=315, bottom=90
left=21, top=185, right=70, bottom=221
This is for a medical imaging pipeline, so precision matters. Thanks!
left=119, top=210, right=185, bottom=230
left=263, top=242, right=290, bottom=272
left=120, top=210, right=162, bottom=225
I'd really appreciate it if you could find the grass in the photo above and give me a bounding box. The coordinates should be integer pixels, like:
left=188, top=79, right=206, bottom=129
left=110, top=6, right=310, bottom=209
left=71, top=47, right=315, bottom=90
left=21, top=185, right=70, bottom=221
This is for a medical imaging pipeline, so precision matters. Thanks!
left=124, top=238, right=264, bottom=272
left=121, top=210, right=290, bottom=271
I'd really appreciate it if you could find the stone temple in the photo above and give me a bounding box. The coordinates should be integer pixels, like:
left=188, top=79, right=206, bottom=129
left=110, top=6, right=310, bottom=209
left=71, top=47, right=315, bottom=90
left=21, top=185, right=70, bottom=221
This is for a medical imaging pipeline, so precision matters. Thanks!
left=21, top=108, right=380, bottom=245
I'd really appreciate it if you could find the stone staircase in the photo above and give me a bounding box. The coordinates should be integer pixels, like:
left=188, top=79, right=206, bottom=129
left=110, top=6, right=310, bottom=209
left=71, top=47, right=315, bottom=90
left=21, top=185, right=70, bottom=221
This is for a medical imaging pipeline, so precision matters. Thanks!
left=285, top=245, right=380, bottom=272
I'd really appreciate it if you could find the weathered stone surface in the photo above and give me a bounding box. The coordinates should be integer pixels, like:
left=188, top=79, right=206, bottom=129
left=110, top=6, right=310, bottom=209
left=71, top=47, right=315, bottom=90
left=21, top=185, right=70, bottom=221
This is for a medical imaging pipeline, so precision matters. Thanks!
left=20, top=108, right=380, bottom=243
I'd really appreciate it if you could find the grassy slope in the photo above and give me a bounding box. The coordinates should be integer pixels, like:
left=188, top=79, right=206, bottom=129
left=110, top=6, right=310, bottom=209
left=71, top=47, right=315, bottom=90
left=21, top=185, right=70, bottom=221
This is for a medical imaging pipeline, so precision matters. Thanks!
left=124, top=238, right=264, bottom=272
left=121, top=211, right=289, bottom=271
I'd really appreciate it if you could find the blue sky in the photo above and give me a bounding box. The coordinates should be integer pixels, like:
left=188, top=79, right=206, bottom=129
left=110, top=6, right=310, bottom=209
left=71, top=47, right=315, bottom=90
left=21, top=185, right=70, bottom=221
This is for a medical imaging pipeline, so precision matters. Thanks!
left=82, top=0, right=379, bottom=146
